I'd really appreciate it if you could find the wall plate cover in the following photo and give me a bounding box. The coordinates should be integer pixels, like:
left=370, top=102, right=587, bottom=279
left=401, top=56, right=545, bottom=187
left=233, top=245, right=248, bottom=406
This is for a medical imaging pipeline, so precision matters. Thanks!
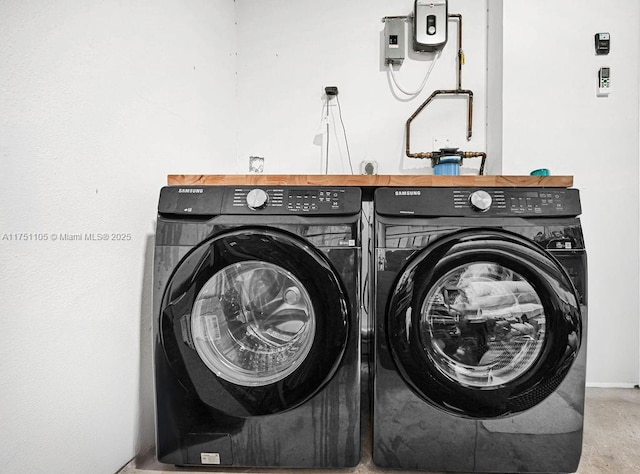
left=360, top=160, right=378, bottom=175
left=249, top=156, right=264, bottom=173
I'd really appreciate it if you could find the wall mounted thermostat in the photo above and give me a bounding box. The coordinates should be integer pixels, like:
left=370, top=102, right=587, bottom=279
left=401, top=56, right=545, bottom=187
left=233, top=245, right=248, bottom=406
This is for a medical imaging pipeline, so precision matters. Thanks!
left=594, top=32, right=610, bottom=55
left=598, top=67, right=610, bottom=96
left=413, top=0, right=448, bottom=52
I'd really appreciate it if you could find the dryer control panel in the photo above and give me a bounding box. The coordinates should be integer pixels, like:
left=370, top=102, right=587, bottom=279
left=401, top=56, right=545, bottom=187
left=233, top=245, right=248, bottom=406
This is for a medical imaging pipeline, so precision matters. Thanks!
left=158, top=186, right=361, bottom=216
left=226, top=187, right=361, bottom=215
left=376, top=187, right=582, bottom=218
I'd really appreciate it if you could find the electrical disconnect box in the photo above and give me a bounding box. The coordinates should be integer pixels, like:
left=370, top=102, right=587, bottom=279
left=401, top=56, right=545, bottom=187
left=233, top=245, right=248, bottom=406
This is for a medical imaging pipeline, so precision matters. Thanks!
left=384, top=18, right=406, bottom=65
left=413, top=0, right=448, bottom=52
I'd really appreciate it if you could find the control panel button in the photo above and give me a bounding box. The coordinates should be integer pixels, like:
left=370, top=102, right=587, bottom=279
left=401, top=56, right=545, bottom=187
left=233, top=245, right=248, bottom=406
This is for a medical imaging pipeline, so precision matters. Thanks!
left=246, top=189, right=269, bottom=210
left=469, top=190, right=492, bottom=212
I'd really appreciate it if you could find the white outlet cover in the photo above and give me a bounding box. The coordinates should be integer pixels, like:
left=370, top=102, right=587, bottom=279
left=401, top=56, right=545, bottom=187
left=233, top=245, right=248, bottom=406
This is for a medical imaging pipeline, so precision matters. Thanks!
left=433, top=137, right=451, bottom=149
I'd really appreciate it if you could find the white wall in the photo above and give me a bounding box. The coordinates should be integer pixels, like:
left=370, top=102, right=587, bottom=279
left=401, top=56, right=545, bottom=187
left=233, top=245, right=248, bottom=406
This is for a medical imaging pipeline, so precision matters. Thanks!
left=501, top=1, right=640, bottom=385
left=0, top=1, right=237, bottom=473
left=234, top=0, right=640, bottom=387
left=485, top=0, right=503, bottom=173
left=2, top=1, right=639, bottom=473
left=236, top=0, right=489, bottom=175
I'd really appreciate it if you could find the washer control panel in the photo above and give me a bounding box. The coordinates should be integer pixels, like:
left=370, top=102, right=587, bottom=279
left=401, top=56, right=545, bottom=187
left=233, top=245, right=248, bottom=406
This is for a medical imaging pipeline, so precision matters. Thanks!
left=376, top=187, right=581, bottom=218
left=507, top=190, right=568, bottom=214
left=455, top=189, right=568, bottom=215
left=227, top=187, right=361, bottom=215
left=158, top=186, right=361, bottom=216
left=286, top=189, right=344, bottom=212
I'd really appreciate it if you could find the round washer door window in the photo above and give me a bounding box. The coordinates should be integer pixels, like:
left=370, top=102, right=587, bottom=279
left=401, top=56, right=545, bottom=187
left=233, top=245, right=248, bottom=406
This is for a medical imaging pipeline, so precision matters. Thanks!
left=420, top=262, right=545, bottom=389
left=191, top=261, right=316, bottom=386
left=160, top=228, right=350, bottom=417
left=387, top=229, right=582, bottom=418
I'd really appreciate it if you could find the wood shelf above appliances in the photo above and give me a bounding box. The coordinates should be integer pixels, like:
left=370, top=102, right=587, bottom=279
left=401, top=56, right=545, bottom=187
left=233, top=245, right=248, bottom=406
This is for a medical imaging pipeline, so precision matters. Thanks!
left=167, top=174, right=573, bottom=188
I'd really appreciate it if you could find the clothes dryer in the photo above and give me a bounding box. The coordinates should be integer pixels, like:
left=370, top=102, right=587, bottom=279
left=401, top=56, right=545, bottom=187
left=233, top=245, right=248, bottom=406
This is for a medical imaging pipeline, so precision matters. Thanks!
left=153, top=186, right=361, bottom=468
left=373, top=187, right=587, bottom=473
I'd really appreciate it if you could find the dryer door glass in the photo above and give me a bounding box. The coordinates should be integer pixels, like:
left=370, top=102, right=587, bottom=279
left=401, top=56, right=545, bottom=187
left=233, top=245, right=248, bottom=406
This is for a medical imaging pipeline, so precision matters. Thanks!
left=386, top=229, right=582, bottom=418
left=191, top=261, right=316, bottom=387
left=419, top=262, right=545, bottom=388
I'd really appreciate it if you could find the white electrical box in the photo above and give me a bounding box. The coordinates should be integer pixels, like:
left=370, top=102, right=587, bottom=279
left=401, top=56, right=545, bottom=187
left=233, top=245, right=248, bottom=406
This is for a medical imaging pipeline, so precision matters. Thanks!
left=413, top=0, right=448, bottom=52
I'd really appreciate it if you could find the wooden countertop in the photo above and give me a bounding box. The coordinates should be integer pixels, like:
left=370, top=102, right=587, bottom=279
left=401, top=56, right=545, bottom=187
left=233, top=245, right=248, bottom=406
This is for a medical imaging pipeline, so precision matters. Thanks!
left=167, top=174, right=573, bottom=188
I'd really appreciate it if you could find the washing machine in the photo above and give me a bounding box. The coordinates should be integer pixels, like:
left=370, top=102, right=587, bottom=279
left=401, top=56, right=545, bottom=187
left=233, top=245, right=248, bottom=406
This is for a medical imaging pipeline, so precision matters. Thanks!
left=153, top=185, right=362, bottom=468
left=372, top=187, right=587, bottom=473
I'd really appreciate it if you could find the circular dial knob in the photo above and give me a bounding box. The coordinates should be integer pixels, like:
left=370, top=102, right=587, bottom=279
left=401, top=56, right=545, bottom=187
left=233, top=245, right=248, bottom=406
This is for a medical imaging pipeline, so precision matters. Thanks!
left=246, top=189, right=269, bottom=210
left=469, top=190, right=492, bottom=212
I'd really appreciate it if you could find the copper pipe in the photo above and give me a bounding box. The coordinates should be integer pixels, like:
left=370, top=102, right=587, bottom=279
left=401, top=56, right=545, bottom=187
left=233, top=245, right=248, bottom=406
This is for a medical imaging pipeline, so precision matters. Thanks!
left=403, top=149, right=486, bottom=175
left=466, top=89, right=474, bottom=140
left=449, top=14, right=463, bottom=90
left=461, top=151, right=487, bottom=175
left=405, top=12, right=485, bottom=173
left=405, top=89, right=474, bottom=157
